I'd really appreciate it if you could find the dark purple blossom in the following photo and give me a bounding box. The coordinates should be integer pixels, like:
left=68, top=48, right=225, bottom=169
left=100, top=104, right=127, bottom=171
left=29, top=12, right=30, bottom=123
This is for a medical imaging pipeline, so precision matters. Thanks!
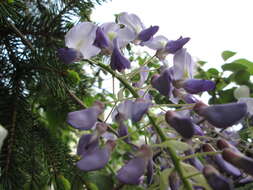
left=194, top=102, right=247, bottom=128
left=110, top=39, right=131, bottom=72
left=93, top=27, right=110, bottom=49
left=138, top=26, right=159, bottom=42
left=57, top=48, right=82, bottom=64
left=183, top=79, right=215, bottom=94
left=131, top=98, right=152, bottom=122
left=165, top=111, right=195, bottom=139
left=165, top=37, right=190, bottom=54
left=77, top=134, right=99, bottom=156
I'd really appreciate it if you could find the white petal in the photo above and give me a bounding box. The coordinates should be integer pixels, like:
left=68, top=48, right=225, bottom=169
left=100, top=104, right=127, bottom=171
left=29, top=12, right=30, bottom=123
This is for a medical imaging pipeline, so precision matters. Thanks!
left=118, top=12, right=144, bottom=34
left=234, top=85, right=250, bottom=99
left=238, top=97, right=253, bottom=115
left=142, top=35, right=168, bottom=50
left=173, top=48, right=195, bottom=80
left=65, top=22, right=99, bottom=59
left=117, top=27, right=136, bottom=47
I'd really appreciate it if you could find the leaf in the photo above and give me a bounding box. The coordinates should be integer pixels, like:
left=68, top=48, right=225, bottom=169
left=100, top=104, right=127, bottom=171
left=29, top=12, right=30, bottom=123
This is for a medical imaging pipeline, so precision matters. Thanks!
left=222, top=63, right=247, bottom=72
left=67, top=70, right=81, bottom=85
left=153, top=140, right=190, bottom=153
left=56, top=175, right=71, bottom=190
left=222, top=51, right=236, bottom=61
left=218, top=88, right=236, bottom=103
left=181, top=163, right=211, bottom=190
left=234, top=70, right=250, bottom=85
left=159, top=168, right=174, bottom=190
left=86, top=172, right=114, bottom=190
left=233, top=59, right=253, bottom=74
left=207, top=68, right=219, bottom=77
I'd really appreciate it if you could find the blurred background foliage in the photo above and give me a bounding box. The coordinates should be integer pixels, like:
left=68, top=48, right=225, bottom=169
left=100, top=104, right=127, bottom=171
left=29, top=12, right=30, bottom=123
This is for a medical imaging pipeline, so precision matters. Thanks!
left=1, top=0, right=253, bottom=190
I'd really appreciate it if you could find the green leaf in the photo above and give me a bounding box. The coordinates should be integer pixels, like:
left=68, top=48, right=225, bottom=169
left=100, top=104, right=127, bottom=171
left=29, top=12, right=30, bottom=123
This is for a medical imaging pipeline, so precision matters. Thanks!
left=221, top=51, right=236, bottom=61
left=181, top=163, right=211, bottom=190
left=234, top=70, right=250, bottom=85
left=233, top=59, right=253, bottom=74
left=218, top=88, right=236, bottom=103
left=222, top=63, right=247, bottom=72
left=67, top=70, right=81, bottom=85
left=159, top=168, right=174, bottom=190
left=56, top=175, right=71, bottom=190
left=86, top=172, right=114, bottom=190
left=153, top=140, right=190, bottom=153
left=207, top=68, right=219, bottom=76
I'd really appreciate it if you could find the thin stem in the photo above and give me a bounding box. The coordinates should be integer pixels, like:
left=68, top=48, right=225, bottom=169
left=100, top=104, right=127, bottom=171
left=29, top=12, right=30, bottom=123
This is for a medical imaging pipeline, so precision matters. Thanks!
left=86, top=59, right=193, bottom=190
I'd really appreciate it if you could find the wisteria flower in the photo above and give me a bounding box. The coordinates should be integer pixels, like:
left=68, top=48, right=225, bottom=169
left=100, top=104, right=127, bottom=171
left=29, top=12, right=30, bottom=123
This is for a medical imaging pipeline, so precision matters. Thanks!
left=118, top=12, right=159, bottom=44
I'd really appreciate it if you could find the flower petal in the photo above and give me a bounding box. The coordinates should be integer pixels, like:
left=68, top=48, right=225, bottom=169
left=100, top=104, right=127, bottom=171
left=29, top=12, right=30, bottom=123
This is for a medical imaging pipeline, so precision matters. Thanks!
left=118, top=12, right=144, bottom=34
left=77, top=148, right=110, bottom=171
left=118, top=121, right=130, bottom=143
left=65, top=22, right=100, bottom=59
left=238, top=97, right=253, bottom=115
left=77, top=134, right=99, bottom=156
left=138, top=26, right=159, bottom=42
left=142, top=35, right=168, bottom=50
left=194, top=102, right=247, bottom=128
left=93, top=27, right=110, bottom=49
left=57, top=48, right=82, bottom=64
left=131, top=98, right=151, bottom=122
left=183, top=79, right=215, bottom=94
left=165, top=37, right=190, bottom=54
left=117, top=157, right=147, bottom=185
left=67, top=107, right=100, bottom=130
left=110, top=39, right=131, bottom=72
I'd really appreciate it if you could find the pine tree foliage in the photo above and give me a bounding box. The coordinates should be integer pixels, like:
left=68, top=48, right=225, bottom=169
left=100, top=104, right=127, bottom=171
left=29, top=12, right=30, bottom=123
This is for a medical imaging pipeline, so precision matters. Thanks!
left=0, top=0, right=107, bottom=189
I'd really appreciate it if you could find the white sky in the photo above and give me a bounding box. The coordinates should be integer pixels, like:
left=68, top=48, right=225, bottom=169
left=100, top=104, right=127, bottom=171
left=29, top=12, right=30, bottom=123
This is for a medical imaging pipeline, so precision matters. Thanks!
left=91, top=0, right=253, bottom=69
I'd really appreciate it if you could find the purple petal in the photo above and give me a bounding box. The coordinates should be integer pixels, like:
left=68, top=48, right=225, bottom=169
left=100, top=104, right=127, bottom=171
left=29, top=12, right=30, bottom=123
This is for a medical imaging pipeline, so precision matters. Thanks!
left=110, top=39, right=131, bottom=72
left=138, top=26, right=159, bottom=42
left=146, top=160, right=154, bottom=185
left=165, top=37, right=190, bottom=54
left=165, top=111, right=195, bottom=139
left=194, top=102, right=247, bottom=128
left=57, top=48, right=82, bottom=64
left=93, top=27, right=110, bottom=49
left=193, top=124, right=204, bottom=136
left=169, top=171, right=181, bottom=190
left=217, top=139, right=240, bottom=153
left=223, top=148, right=253, bottom=176
left=182, top=94, right=199, bottom=103
left=185, top=150, right=204, bottom=171
left=67, top=107, right=100, bottom=130
left=151, top=68, right=173, bottom=97
left=173, top=48, right=195, bottom=80
left=112, top=100, right=133, bottom=121
left=77, top=134, right=99, bottom=156
left=118, top=121, right=130, bottom=143
left=142, top=35, right=168, bottom=50
left=77, top=148, right=110, bottom=171
left=131, top=98, right=151, bottom=122
left=133, top=66, right=149, bottom=88
left=117, top=157, right=147, bottom=185
left=183, top=79, right=215, bottom=94
left=203, top=165, right=233, bottom=190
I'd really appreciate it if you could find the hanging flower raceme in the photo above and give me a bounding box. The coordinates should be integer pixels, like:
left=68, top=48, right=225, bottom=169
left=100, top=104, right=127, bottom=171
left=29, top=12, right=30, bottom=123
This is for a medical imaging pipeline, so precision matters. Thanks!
left=77, top=140, right=116, bottom=171
left=116, top=145, right=153, bottom=185
left=144, top=35, right=190, bottom=60
left=193, top=102, right=247, bottom=128
left=77, top=122, right=108, bottom=156
left=203, top=165, right=234, bottom=190
left=165, top=111, right=195, bottom=139
left=67, top=101, right=105, bottom=130
left=118, top=12, right=159, bottom=45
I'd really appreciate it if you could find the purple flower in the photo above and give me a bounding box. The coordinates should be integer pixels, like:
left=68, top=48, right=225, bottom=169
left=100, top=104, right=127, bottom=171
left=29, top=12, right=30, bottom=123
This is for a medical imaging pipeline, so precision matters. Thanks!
left=165, top=37, right=190, bottom=54
left=182, top=79, right=215, bottom=94
left=185, top=150, right=204, bottom=171
left=57, top=48, right=83, bottom=64
left=110, top=38, right=131, bottom=72
left=222, top=148, right=253, bottom=176
left=93, top=27, right=110, bottom=49
left=118, top=121, right=130, bottom=143
left=116, top=145, right=152, bottom=185
left=203, top=165, right=233, bottom=190
left=77, top=134, right=99, bottom=156
left=77, top=140, right=116, bottom=171
left=217, top=139, right=240, bottom=153
left=118, top=12, right=158, bottom=44
left=67, top=101, right=104, bottom=130
left=65, top=22, right=100, bottom=59
left=165, top=111, right=195, bottom=139
left=194, top=102, right=247, bottom=128
left=133, top=66, right=149, bottom=88
left=151, top=68, right=173, bottom=97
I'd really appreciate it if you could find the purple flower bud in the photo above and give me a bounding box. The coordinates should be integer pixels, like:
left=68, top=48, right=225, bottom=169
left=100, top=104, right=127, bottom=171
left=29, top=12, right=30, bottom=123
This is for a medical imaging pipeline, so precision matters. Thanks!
left=165, top=111, right=195, bottom=139
left=151, top=68, right=173, bottom=97
left=185, top=150, right=204, bottom=171
left=165, top=37, right=190, bottom=54
left=93, top=27, right=110, bottom=49
left=182, top=94, right=199, bottom=103
left=194, top=102, right=247, bottom=128
left=57, top=48, right=82, bottom=64
left=222, top=148, right=253, bottom=176
left=67, top=101, right=104, bottom=130
left=203, top=165, right=234, bottom=190
left=131, top=98, right=151, bottom=122
left=183, top=79, right=215, bottom=94
left=118, top=121, right=130, bottom=143
left=110, top=38, right=131, bottom=72
left=77, top=140, right=115, bottom=171
left=117, top=145, right=152, bottom=185
left=193, top=124, right=204, bottom=136
left=217, top=139, right=239, bottom=153
left=138, top=26, right=159, bottom=42
left=76, top=134, right=99, bottom=156
left=169, top=171, right=181, bottom=190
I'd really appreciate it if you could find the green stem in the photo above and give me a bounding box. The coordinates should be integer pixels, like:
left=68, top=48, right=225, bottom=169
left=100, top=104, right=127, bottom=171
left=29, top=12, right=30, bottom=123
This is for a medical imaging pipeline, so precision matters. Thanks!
left=85, top=59, right=193, bottom=190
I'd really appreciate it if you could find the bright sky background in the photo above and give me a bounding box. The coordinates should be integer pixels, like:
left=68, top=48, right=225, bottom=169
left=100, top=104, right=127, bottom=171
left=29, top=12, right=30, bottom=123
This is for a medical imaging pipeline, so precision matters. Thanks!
left=91, top=0, right=253, bottom=69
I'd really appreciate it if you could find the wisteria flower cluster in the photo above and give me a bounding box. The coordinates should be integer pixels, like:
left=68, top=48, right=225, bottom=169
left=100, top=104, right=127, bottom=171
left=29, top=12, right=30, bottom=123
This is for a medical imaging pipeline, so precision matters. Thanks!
left=59, top=12, right=253, bottom=190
